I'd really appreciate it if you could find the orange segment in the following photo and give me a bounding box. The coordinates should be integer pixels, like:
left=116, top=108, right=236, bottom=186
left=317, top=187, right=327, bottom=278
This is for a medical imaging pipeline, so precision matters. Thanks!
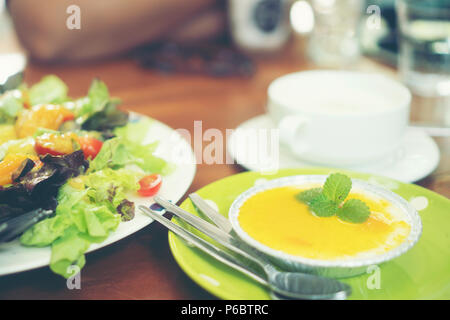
left=0, top=154, right=39, bottom=186
left=15, top=104, right=75, bottom=138
left=34, top=132, right=77, bottom=156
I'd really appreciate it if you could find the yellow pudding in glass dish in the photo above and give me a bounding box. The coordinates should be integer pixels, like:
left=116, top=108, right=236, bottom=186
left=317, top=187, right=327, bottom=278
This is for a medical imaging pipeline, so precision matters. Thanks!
left=229, top=175, right=422, bottom=277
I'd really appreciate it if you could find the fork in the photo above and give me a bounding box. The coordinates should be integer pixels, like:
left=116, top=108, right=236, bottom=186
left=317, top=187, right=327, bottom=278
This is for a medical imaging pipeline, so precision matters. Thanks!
left=149, top=196, right=351, bottom=300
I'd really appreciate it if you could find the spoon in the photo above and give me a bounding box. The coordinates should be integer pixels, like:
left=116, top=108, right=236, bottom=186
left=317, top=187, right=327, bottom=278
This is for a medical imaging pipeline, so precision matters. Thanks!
left=150, top=197, right=351, bottom=300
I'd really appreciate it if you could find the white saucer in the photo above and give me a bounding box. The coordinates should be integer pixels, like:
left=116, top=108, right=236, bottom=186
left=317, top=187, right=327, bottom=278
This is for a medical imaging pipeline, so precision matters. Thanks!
left=227, top=114, right=440, bottom=183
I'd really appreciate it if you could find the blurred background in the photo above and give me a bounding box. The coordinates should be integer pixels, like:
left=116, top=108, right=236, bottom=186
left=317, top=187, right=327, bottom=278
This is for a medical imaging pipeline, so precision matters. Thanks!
left=0, top=0, right=449, bottom=194
left=1, top=0, right=449, bottom=121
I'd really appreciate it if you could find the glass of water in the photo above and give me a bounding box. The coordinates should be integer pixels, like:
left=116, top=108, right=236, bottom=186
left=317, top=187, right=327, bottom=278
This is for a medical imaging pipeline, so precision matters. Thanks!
left=396, top=0, right=450, bottom=97
left=307, top=0, right=363, bottom=68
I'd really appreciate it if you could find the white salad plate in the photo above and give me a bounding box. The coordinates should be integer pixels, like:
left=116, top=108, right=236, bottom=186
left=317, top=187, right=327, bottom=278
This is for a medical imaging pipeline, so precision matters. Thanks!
left=0, top=113, right=196, bottom=276
left=227, top=114, right=440, bottom=183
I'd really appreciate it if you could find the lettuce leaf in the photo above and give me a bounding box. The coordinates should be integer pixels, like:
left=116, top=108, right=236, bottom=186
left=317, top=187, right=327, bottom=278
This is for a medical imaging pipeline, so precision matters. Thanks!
left=73, top=79, right=129, bottom=135
left=89, top=129, right=170, bottom=175
left=113, top=118, right=154, bottom=146
left=20, top=167, right=141, bottom=278
left=85, top=119, right=172, bottom=175
left=84, top=168, right=141, bottom=209
left=19, top=214, right=71, bottom=247
left=113, top=119, right=173, bottom=174
left=127, top=143, right=172, bottom=175
left=77, top=79, right=110, bottom=118
left=88, top=138, right=130, bottom=172
left=29, top=75, right=68, bottom=106
left=49, top=226, right=89, bottom=278
left=81, top=100, right=129, bottom=134
left=0, top=91, right=23, bottom=124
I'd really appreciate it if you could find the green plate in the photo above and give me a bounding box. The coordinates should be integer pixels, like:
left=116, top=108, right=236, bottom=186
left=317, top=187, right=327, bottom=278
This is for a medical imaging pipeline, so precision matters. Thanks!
left=168, top=168, right=450, bottom=299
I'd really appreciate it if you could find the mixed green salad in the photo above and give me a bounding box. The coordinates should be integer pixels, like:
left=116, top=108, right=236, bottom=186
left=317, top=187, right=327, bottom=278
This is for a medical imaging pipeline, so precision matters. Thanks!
left=0, top=75, right=172, bottom=277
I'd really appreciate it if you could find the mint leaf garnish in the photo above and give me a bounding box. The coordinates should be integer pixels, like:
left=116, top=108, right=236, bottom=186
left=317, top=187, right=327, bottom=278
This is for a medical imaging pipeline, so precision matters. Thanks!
left=295, top=173, right=372, bottom=224
left=296, top=188, right=322, bottom=205
left=337, top=199, right=371, bottom=223
left=322, top=173, right=352, bottom=204
left=309, top=194, right=338, bottom=217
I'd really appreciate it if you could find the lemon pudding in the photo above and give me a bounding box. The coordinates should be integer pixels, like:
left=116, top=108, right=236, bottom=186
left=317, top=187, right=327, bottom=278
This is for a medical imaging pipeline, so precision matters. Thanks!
left=237, top=185, right=412, bottom=261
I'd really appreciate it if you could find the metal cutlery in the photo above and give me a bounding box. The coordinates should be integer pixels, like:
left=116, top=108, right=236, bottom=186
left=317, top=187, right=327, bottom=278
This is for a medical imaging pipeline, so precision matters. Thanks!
left=144, top=203, right=306, bottom=300
left=142, top=204, right=302, bottom=300
left=188, top=193, right=233, bottom=233
left=151, top=195, right=351, bottom=300
left=141, top=204, right=269, bottom=284
left=0, top=208, right=53, bottom=242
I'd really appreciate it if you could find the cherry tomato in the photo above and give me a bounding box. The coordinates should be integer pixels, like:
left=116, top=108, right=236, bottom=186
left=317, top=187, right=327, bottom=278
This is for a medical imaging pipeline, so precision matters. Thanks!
left=138, top=174, right=162, bottom=197
left=76, top=136, right=103, bottom=160
left=62, top=112, right=75, bottom=122
left=35, top=133, right=76, bottom=156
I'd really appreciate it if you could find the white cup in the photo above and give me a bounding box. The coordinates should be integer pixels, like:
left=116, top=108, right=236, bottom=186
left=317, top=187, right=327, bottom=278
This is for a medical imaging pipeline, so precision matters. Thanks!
left=267, top=70, right=412, bottom=166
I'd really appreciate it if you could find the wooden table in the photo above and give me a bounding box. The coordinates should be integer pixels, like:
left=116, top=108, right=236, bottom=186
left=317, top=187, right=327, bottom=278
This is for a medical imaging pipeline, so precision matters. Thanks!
left=0, top=47, right=448, bottom=299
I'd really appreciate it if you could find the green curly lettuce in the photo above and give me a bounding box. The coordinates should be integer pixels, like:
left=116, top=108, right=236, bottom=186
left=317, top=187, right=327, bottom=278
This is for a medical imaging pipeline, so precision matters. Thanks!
left=89, top=119, right=173, bottom=175
left=20, top=167, right=143, bottom=278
